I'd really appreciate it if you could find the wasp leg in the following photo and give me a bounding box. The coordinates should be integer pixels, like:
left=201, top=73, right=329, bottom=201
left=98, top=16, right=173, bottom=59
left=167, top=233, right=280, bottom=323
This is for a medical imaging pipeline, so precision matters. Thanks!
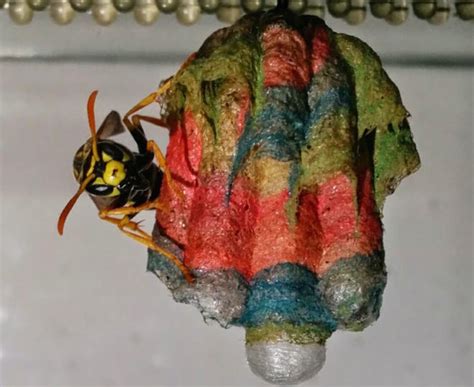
left=121, top=115, right=183, bottom=201
left=146, top=139, right=185, bottom=202
left=122, top=79, right=173, bottom=154
left=123, top=79, right=173, bottom=128
left=99, top=200, right=168, bottom=218
left=123, top=59, right=191, bottom=128
left=122, top=80, right=184, bottom=200
left=100, top=213, right=194, bottom=283
left=131, top=114, right=168, bottom=129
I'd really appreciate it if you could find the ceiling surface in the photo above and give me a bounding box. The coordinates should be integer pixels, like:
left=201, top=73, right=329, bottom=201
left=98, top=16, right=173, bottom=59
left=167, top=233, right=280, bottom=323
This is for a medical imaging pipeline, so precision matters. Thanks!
left=0, top=12, right=473, bottom=387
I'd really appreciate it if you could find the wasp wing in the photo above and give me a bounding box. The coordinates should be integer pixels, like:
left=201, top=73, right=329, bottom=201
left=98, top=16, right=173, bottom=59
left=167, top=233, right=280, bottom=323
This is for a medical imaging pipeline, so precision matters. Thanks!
left=97, top=111, right=126, bottom=139
left=88, top=194, right=124, bottom=211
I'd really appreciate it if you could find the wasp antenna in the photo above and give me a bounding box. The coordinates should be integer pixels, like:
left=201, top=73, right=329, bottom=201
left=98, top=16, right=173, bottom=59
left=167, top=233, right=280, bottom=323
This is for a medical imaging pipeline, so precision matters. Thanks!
left=87, top=90, right=100, bottom=161
left=57, top=174, right=95, bottom=235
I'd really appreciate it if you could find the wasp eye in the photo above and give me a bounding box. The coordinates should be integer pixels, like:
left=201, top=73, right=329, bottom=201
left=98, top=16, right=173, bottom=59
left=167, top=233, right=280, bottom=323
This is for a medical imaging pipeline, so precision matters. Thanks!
left=87, top=184, right=114, bottom=196
left=73, top=142, right=94, bottom=183
left=96, top=186, right=110, bottom=193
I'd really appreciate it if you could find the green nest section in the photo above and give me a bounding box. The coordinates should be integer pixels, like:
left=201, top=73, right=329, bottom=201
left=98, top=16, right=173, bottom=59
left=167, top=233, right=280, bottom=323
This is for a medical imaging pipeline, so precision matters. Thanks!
left=163, top=11, right=420, bottom=212
left=246, top=322, right=333, bottom=345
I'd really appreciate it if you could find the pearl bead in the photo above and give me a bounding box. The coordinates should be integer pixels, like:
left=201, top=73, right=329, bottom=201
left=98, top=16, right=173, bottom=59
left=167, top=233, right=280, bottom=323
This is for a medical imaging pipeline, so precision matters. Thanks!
left=50, top=0, right=75, bottom=25
left=345, top=6, right=366, bottom=24
left=305, top=0, right=324, bottom=17
left=134, top=0, right=159, bottom=25
left=327, top=0, right=350, bottom=17
left=369, top=0, right=393, bottom=18
left=456, top=1, right=474, bottom=20
left=412, top=0, right=436, bottom=19
left=113, top=0, right=134, bottom=12
left=385, top=4, right=408, bottom=25
left=92, top=0, right=118, bottom=25
left=27, top=0, right=49, bottom=10
left=288, top=0, right=307, bottom=13
left=199, top=0, right=219, bottom=13
left=8, top=0, right=34, bottom=24
left=263, top=0, right=277, bottom=9
left=428, top=1, right=450, bottom=25
left=0, top=0, right=6, bottom=8
left=157, top=0, right=178, bottom=13
left=70, top=0, right=92, bottom=11
left=220, top=0, right=239, bottom=6
left=242, top=0, right=263, bottom=13
left=216, top=6, right=241, bottom=23
left=176, top=0, right=201, bottom=25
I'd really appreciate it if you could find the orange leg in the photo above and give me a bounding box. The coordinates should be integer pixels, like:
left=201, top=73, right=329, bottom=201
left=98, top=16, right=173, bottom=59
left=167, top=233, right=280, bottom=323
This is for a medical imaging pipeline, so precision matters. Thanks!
left=121, top=118, right=184, bottom=202
left=146, top=139, right=185, bottom=202
left=123, top=79, right=173, bottom=129
left=131, top=114, right=168, bottom=130
left=123, top=58, right=193, bottom=128
left=101, top=214, right=153, bottom=243
left=121, top=87, right=184, bottom=202
left=100, top=213, right=194, bottom=283
left=113, top=78, right=187, bottom=279
left=99, top=200, right=167, bottom=217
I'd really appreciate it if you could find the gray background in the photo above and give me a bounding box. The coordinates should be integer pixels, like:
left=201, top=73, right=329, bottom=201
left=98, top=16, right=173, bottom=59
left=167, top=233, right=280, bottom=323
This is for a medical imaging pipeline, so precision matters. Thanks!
left=1, top=11, right=473, bottom=386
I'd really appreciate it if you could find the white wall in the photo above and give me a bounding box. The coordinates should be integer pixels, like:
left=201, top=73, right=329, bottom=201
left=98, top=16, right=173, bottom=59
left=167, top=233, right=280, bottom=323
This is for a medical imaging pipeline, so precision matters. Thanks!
left=0, top=12, right=472, bottom=386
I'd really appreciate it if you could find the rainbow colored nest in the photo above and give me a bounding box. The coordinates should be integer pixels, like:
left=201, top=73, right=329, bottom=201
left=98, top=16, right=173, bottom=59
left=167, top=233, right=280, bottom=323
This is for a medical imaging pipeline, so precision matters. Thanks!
left=147, top=8, right=420, bottom=384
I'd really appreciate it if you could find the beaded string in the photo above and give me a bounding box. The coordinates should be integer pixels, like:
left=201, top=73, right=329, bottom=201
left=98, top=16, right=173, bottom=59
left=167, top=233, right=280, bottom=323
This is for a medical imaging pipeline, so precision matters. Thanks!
left=2, top=0, right=472, bottom=26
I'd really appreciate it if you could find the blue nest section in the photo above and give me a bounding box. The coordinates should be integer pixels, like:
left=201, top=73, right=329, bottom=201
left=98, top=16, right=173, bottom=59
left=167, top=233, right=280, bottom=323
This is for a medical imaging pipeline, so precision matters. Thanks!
left=148, top=232, right=386, bottom=339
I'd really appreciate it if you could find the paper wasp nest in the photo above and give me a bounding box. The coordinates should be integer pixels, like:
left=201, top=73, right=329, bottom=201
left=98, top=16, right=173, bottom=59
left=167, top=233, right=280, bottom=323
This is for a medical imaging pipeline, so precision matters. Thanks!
left=147, top=9, right=420, bottom=385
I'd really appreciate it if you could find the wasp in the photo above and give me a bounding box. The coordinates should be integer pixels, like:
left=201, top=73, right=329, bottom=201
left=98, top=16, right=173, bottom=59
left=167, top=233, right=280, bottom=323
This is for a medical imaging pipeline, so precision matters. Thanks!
left=57, top=85, right=194, bottom=283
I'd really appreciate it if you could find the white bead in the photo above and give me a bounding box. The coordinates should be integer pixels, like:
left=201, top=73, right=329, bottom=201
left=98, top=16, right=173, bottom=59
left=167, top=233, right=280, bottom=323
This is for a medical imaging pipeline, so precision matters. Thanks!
left=176, top=0, right=201, bottom=25
left=8, top=0, right=34, bottom=24
left=327, top=0, right=350, bottom=17
left=216, top=5, right=241, bottom=23
left=305, top=0, right=324, bottom=17
left=412, top=0, right=435, bottom=19
left=428, top=9, right=449, bottom=24
left=288, top=0, right=307, bottom=13
left=50, top=0, right=75, bottom=24
left=242, top=0, right=264, bottom=13
left=306, top=7, right=325, bottom=17
left=70, top=0, right=92, bottom=11
left=220, top=0, right=239, bottom=6
left=134, top=0, right=159, bottom=25
left=27, top=0, right=49, bottom=10
left=199, top=0, right=219, bottom=13
left=157, top=0, right=178, bottom=13
left=428, top=1, right=450, bottom=25
left=345, top=6, right=366, bottom=24
left=350, top=0, right=365, bottom=6
left=216, top=0, right=241, bottom=23
left=92, top=0, right=118, bottom=25
left=456, top=1, right=474, bottom=20
left=263, top=0, right=276, bottom=9
left=113, top=0, right=134, bottom=12
left=385, top=1, right=408, bottom=25
left=369, top=0, right=392, bottom=18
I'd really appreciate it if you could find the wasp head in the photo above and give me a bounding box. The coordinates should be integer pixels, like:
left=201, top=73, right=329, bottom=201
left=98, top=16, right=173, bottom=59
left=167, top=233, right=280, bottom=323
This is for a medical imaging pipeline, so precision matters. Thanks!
left=58, top=90, right=135, bottom=235
left=73, top=139, right=135, bottom=198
